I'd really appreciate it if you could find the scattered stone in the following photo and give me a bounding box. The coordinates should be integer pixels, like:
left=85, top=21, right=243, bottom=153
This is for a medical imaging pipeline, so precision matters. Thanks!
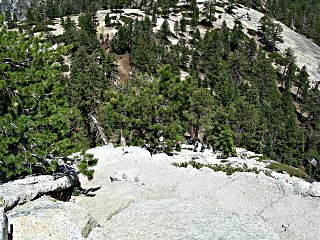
left=110, top=173, right=121, bottom=182
left=122, top=173, right=128, bottom=180
left=281, top=223, right=289, bottom=231
left=134, top=176, right=140, bottom=182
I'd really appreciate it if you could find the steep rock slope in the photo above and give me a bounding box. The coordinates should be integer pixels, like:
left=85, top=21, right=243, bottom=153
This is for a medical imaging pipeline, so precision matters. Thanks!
left=35, top=0, right=320, bottom=85
left=211, top=3, right=320, bottom=86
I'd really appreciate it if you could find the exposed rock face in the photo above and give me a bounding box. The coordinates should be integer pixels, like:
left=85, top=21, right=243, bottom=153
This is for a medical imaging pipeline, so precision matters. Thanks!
left=2, top=146, right=319, bottom=240
left=75, top=146, right=320, bottom=240
left=87, top=199, right=279, bottom=240
left=260, top=195, right=320, bottom=240
left=309, top=182, right=320, bottom=197
left=211, top=3, right=320, bottom=87
left=0, top=205, right=8, bottom=240
left=7, top=196, right=97, bottom=240
left=0, top=0, right=29, bottom=20
left=0, top=171, right=79, bottom=211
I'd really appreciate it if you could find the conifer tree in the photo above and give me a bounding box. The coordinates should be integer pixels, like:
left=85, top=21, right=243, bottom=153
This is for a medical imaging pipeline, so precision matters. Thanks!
left=0, top=17, right=89, bottom=182
left=174, top=20, right=180, bottom=35
left=258, top=15, right=283, bottom=52
left=215, top=128, right=237, bottom=158
left=160, top=19, right=171, bottom=39
left=105, top=13, right=112, bottom=27
left=180, top=16, right=187, bottom=34
left=203, top=0, right=216, bottom=21
left=296, top=66, right=310, bottom=106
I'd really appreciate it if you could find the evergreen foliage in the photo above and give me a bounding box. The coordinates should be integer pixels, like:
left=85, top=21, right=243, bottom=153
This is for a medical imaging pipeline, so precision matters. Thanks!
left=1, top=1, right=320, bottom=182
left=238, top=0, right=320, bottom=46
left=258, top=15, right=283, bottom=52
left=0, top=17, right=94, bottom=182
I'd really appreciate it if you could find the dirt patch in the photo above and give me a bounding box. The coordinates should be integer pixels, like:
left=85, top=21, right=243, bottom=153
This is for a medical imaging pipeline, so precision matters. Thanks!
left=116, top=53, right=132, bottom=82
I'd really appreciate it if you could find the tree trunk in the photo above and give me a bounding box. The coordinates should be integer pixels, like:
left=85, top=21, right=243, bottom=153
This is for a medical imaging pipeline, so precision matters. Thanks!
left=89, top=114, right=107, bottom=145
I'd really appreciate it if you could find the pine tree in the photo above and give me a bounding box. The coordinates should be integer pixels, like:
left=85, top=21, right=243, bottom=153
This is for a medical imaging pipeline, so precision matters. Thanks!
left=111, top=24, right=132, bottom=54
left=0, top=18, right=89, bottom=182
left=296, top=65, right=310, bottom=106
left=215, top=128, right=237, bottom=158
left=188, top=86, right=216, bottom=143
left=258, top=15, right=283, bottom=52
left=105, top=13, right=112, bottom=27
left=180, top=16, right=187, bottom=34
left=203, top=0, right=216, bottom=21
left=230, top=19, right=245, bottom=51
left=160, top=19, right=171, bottom=39
left=26, top=7, right=33, bottom=24
left=174, top=20, right=180, bottom=36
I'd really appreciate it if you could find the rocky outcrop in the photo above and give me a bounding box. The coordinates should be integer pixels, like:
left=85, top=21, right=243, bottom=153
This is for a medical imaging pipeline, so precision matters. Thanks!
left=7, top=196, right=97, bottom=240
left=75, top=146, right=320, bottom=240
left=0, top=0, right=30, bottom=21
left=0, top=171, right=79, bottom=211
left=0, top=205, right=8, bottom=240
left=88, top=199, right=279, bottom=240
left=2, top=146, right=320, bottom=240
left=272, top=174, right=320, bottom=197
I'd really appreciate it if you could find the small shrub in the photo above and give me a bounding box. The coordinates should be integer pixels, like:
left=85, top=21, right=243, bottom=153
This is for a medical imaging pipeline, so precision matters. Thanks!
left=32, top=25, right=55, bottom=33
left=267, top=162, right=309, bottom=179
left=173, top=161, right=260, bottom=175
left=175, top=144, right=182, bottom=152
left=41, top=20, right=55, bottom=25
left=129, top=12, right=143, bottom=17
left=225, top=6, right=235, bottom=15
left=199, top=19, right=213, bottom=27
left=258, top=155, right=271, bottom=161
left=265, top=171, right=272, bottom=177
left=61, top=64, right=70, bottom=72
left=16, top=23, right=32, bottom=31
left=182, top=12, right=193, bottom=18
left=120, top=16, right=131, bottom=24
left=247, top=28, right=256, bottom=36
left=274, top=56, right=286, bottom=66
left=268, top=52, right=282, bottom=59
left=309, top=148, right=320, bottom=162
left=48, top=35, right=64, bottom=44
left=77, top=152, right=98, bottom=180
left=72, top=186, right=81, bottom=196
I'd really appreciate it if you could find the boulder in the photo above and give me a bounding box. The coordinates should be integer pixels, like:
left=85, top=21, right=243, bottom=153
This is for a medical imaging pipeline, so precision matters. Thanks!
left=0, top=171, right=79, bottom=211
left=0, top=205, right=8, bottom=240
left=308, top=182, right=320, bottom=197
left=87, top=199, right=279, bottom=240
left=7, top=196, right=97, bottom=240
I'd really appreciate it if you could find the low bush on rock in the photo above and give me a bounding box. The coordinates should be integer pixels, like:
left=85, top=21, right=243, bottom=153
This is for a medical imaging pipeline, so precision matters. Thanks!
left=173, top=161, right=260, bottom=175
left=267, top=162, right=309, bottom=179
left=76, top=152, right=98, bottom=180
